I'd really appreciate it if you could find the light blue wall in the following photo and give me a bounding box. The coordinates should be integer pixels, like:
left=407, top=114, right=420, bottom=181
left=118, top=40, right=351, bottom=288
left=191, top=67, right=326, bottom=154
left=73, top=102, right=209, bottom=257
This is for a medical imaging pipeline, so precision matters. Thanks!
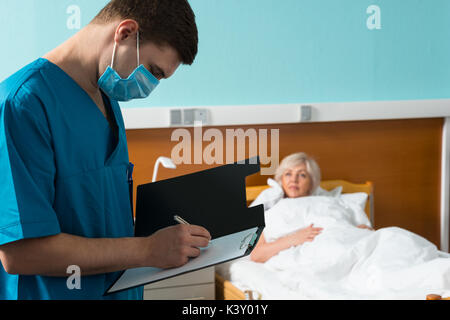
left=1, top=0, right=449, bottom=108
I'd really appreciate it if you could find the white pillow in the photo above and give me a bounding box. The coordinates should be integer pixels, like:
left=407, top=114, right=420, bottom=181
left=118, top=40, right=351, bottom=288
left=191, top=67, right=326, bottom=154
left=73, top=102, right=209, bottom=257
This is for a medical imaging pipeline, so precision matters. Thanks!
left=339, top=192, right=371, bottom=227
left=340, top=192, right=368, bottom=212
left=313, top=185, right=342, bottom=197
left=249, top=178, right=284, bottom=211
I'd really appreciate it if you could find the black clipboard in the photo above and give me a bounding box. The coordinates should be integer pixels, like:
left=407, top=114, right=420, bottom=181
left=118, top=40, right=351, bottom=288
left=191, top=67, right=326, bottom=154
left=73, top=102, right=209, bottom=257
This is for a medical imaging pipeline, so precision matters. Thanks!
left=105, top=157, right=265, bottom=295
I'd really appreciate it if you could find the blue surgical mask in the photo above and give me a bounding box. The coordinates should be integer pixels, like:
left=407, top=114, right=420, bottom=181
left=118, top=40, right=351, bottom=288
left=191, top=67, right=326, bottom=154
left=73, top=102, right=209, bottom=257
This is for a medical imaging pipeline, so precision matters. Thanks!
left=98, top=31, right=160, bottom=101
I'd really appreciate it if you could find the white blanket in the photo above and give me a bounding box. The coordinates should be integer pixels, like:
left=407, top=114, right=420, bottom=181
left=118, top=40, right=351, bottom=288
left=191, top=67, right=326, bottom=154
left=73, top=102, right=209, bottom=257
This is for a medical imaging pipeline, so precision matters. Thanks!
left=254, top=195, right=450, bottom=299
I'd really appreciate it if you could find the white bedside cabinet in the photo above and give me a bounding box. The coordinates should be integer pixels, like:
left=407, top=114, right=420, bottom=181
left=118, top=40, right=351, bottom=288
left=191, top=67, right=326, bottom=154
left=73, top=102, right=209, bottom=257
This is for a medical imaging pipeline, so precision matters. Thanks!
left=143, top=267, right=215, bottom=300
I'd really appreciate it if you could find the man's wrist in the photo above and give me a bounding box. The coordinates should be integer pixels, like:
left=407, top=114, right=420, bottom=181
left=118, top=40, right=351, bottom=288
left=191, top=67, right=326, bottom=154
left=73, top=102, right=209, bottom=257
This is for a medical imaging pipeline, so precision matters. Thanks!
left=125, top=236, right=148, bottom=269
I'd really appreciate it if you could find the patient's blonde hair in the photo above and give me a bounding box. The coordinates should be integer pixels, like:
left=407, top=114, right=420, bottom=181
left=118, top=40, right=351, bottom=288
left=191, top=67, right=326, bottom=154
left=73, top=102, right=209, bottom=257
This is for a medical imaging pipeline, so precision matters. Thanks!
left=274, top=152, right=321, bottom=194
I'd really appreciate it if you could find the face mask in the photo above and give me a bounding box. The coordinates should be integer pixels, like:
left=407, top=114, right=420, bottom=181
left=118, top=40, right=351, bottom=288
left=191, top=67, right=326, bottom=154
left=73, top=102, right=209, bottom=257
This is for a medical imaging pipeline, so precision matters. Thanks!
left=98, top=31, right=160, bottom=102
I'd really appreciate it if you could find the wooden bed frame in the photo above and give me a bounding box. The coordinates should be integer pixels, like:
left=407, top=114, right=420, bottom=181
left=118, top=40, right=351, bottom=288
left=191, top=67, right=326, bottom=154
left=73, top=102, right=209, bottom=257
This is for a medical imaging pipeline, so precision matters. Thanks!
left=215, top=180, right=374, bottom=300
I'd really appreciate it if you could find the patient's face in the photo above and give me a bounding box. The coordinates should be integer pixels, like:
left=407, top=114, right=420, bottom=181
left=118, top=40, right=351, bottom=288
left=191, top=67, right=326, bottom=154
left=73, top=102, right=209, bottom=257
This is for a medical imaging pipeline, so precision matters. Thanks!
left=281, top=163, right=312, bottom=198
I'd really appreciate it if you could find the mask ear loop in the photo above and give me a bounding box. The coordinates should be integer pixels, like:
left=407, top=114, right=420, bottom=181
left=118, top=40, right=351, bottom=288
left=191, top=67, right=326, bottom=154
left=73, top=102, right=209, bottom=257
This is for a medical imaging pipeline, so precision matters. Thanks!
left=136, top=30, right=140, bottom=67
left=111, top=41, right=117, bottom=69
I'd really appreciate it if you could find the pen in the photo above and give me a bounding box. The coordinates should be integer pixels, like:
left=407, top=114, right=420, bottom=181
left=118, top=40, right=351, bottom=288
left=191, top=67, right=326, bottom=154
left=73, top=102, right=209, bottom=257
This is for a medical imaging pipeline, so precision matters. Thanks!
left=127, top=162, right=134, bottom=182
left=174, top=215, right=190, bottom=225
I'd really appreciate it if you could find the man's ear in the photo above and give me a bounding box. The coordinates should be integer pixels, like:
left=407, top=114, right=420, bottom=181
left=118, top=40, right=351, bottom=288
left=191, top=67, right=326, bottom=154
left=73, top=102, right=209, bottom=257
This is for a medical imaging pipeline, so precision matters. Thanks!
left=114, top=19, right=139, bottom=43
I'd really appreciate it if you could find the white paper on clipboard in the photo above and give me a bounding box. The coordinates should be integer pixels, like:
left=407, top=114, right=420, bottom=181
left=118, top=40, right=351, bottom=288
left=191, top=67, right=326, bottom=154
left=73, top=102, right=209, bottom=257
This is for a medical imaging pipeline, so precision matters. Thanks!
left=106, top=227, right=261, bottom=295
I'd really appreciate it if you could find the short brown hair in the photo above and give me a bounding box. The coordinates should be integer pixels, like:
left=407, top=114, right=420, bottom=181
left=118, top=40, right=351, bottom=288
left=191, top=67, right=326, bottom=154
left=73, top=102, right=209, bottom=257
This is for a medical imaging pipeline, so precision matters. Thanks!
left=92, top=0, right=198, bottom=65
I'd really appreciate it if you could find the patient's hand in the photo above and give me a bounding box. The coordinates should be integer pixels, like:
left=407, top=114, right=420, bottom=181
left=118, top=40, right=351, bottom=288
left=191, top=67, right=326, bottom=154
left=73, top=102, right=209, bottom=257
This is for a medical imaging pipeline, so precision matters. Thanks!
left=357, top=224, right=374, bottom=231
left=290, top=224, right=323, bottom=246
left=250, top=224, right=323, bottom=263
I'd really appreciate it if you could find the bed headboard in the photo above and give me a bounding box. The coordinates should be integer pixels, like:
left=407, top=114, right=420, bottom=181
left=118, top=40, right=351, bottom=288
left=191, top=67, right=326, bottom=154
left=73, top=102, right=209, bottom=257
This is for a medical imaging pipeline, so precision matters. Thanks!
left=246, top=180, right=374, bottom=225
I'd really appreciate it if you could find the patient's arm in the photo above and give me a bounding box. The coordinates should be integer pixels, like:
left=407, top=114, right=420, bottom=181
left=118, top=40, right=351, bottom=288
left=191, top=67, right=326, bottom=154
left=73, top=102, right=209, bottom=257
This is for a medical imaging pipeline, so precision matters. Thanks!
left=250, top=224, right=323, bottom=263
left=357, top=224, right=374, bottom=231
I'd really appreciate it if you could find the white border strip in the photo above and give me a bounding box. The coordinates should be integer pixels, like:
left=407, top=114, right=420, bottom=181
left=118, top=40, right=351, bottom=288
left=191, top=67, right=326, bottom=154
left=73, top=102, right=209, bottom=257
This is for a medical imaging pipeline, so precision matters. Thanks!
left=121, top=99, right=450, bottom=130
left=441, top=118, right=450, bottom=252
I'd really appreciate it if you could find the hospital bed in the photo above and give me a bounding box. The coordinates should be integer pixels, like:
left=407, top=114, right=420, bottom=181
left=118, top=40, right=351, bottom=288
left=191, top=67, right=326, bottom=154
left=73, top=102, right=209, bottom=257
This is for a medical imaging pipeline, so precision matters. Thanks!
left=215, top=180, right=374, bottom=300
left=215, top=180, right=449, bottom=300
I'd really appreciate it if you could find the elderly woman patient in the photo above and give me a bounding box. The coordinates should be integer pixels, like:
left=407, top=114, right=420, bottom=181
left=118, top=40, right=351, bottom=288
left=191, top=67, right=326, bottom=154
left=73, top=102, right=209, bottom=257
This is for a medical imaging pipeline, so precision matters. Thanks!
left=250, top=152, right=372, bottom=263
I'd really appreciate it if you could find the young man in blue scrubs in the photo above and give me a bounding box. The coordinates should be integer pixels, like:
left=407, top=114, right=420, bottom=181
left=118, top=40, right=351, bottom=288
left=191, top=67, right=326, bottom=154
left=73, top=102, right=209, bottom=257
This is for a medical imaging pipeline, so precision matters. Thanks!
left=0, top=0, right=211, bottom=300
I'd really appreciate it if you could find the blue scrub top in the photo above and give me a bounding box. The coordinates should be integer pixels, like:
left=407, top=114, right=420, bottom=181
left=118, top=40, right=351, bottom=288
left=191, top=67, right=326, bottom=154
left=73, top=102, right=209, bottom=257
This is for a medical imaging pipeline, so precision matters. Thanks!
left=0, top=58, right=143, bottom=300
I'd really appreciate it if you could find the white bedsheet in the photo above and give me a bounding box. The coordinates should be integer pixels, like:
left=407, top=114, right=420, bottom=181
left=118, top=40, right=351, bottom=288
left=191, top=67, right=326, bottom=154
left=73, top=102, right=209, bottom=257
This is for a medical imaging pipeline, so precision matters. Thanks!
left=218, top=195, right=450, bottom=300
left=217, top=256, right=308, bottom=300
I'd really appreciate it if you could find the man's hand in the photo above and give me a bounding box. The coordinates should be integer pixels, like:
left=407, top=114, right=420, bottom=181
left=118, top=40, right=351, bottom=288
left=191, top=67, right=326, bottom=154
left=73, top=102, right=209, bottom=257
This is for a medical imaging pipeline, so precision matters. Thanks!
left=142, top=224, right=211, bottom=269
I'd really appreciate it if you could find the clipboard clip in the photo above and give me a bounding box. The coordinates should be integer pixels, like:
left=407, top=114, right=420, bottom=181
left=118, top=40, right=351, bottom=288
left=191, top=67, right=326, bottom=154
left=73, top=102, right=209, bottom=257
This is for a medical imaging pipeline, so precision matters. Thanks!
left=239, top=232, right=259, bottom=250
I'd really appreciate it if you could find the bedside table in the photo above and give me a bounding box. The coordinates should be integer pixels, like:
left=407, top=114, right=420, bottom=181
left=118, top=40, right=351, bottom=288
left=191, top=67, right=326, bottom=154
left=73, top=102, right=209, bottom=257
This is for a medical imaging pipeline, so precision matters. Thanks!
left=143, top=267, right=215, bottom=300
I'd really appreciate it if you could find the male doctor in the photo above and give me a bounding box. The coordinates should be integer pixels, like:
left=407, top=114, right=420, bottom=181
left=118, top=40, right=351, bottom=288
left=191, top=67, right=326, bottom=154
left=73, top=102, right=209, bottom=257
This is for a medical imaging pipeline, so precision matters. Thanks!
left=0, top=0, right=210, bottom=300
